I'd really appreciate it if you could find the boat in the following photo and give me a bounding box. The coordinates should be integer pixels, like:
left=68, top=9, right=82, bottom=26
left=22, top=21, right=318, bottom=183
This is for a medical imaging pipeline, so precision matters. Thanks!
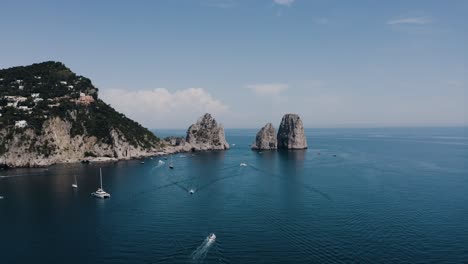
left=72, top=174, right=78, bottom=188
left=169, top=156, right=174, bottom=169
left=208, top=233, right=216, bottom=242
left=91, top=168, right=111, bottom=199
left=240, top=163, right=247, bottom=167
left=189, top=189, right=195, bottom=194
left=0, top=196, right=4, bottom=200
left=140, top=161, right=145, bottom=164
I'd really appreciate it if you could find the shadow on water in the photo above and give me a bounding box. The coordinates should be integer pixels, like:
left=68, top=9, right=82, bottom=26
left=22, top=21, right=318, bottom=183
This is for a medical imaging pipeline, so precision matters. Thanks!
left=250, top=149, right=332, bottom=201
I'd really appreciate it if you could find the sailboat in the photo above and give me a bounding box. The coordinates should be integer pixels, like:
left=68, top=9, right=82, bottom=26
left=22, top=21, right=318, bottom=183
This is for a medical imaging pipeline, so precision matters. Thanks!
left=169, top=155, right=174, bottom=169
left=72, top=174, right=78, bottom=188
left=91, top=168, right=110, bottom=199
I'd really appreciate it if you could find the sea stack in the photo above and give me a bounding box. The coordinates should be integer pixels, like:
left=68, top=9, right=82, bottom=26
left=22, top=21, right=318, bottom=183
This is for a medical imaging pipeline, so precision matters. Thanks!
left=251, top=123, right=277, bottom=150
left=277, top=114, right=308, bottom=149
left=185, top=113, right=230, bottom=151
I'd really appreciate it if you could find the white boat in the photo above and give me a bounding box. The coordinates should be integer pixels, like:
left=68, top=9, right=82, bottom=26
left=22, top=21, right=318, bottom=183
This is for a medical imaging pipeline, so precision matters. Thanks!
left=0, top=196, right=4, bottom=200
left=189, top=189, right=195, bottom=194
left=208, top=233, right=216, bottom=242
left=240, top=163, right=247, bottom=167
left=158, top=160, right=165, bottom=165
left=169, top=156, right=174, bottom=169
left=91, top=168, right=110, bottom=199
left=72, top=174, right=78, bottom=188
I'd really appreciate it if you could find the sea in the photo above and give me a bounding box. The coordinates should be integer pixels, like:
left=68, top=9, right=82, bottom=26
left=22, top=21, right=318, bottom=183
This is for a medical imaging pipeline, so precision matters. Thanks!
left=0, top=127, right=467, bottom=263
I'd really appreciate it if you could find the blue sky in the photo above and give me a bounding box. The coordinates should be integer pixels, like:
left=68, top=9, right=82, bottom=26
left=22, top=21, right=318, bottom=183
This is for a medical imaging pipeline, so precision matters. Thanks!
left=1, top=0, right=467, bottom=128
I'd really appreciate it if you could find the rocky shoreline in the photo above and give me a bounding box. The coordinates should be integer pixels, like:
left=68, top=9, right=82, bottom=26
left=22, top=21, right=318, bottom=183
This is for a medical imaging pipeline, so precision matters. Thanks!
left=0, top=113, right=229, bottom=169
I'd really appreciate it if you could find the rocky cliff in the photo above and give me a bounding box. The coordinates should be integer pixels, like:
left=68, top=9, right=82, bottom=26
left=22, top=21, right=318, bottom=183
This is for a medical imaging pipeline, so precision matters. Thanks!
left=251, top=123, right=277, bottom=150
left=164, top=113, right=229, bottom=152
left=0, top=61, right=163, bottom=167
left=277, top=114, right=308, bottom=149
left=186, top=113, right=229, bottom=151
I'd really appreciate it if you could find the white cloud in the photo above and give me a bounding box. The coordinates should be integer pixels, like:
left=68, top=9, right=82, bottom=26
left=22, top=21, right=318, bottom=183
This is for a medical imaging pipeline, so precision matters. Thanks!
left=100, top=88, right=229, bottom=129
left=247, top=83, right=289, bottom=96
left=386, top=17, right=432, bottom=25
left=273, top=0, right=295, bottom=6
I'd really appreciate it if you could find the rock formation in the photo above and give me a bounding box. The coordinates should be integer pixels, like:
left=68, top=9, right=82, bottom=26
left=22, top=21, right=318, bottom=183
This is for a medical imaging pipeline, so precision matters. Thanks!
left=251, top=123, right=277, bottom=150
left=277, top=114, right=308, bottom=149
left=0, top=61, right=163, bottom=167
left=185, top=113, right=229, bottom=151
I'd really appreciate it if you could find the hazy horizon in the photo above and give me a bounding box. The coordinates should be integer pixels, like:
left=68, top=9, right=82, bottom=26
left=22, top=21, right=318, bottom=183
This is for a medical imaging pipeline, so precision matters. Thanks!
left=1, top=0, right=467, bottom=129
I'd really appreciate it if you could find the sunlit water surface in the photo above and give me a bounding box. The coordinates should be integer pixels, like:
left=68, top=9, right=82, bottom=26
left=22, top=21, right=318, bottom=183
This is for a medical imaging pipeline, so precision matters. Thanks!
left=1, top=128, right=467, bottom=263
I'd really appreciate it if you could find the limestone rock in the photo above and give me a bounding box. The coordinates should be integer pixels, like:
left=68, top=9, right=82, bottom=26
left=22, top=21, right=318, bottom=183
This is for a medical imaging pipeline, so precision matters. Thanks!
left=277, top=114, right=308, bottom=149
left=251, top=123, right=277, bottom=150
left=185, top=113, right=229, bottom=151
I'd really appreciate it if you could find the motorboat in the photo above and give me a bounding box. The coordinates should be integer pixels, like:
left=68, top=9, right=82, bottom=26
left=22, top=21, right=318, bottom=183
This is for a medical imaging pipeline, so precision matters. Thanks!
left=140, top=161, right=145, bottom=164
left=240, top=163, right=247, bottom=167
left=208, top=233, right=216, bottom=242
left=91, top=168, right=110, bottom=199
left=189, top=189, right=195, bottom=195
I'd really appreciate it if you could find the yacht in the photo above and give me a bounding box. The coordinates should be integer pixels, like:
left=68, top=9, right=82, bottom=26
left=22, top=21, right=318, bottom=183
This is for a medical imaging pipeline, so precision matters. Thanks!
left=169, top=156, right=174, bottom=169
left=189, top=189, right=195, bottom=195
left=240, top=163, right=247, bottom=167
left=91, top=168, right=110, bottom=199
left=72, top=174, right=78, bottom=188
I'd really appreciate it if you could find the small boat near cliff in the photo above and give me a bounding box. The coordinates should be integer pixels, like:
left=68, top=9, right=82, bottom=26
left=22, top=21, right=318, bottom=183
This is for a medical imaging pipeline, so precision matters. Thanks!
left=169, top=156, right=174, bottom=169
left=91, top=168, right=110, bottom=199
left=72, top=174, right=78, bottom=188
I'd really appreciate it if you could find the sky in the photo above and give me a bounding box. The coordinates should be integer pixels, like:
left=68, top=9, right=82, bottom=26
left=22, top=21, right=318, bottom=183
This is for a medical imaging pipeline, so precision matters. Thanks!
left=0, top=0, right=467, bottom=129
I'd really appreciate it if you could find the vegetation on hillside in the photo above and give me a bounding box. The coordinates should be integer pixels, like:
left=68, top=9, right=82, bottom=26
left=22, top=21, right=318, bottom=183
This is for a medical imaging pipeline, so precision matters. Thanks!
left=0, top=61, right=160, bottom=152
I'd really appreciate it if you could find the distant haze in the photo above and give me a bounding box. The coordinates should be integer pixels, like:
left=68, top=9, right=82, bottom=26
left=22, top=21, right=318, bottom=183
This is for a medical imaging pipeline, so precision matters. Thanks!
left=1, top=1, right=467, bottom=128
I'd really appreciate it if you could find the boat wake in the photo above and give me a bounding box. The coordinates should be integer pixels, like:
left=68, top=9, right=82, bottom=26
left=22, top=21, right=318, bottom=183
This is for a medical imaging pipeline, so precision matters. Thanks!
left=190, top=234, right=216, bottom=263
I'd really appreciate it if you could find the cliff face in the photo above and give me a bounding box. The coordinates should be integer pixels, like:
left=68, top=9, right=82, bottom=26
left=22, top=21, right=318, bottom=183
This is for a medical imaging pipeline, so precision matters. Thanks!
left=0, top=61, right=162, bottom=167
left=277, top=114, right=308, bottom=149
left=251, top=123, right=277, bottom=150
left=185, top=113, right=229, bottom=151
left=163, top=113, right=229, bottom=152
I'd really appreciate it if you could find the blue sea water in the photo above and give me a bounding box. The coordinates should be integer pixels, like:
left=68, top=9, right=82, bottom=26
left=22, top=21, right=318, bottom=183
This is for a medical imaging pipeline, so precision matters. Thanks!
left=1, top=127, right=467, bottom=263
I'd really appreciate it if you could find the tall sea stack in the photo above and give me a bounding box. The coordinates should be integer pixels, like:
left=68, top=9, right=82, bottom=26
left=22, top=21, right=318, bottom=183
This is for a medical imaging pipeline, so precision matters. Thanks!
left=277, top=114, right=307, bottom=149
left=251, top=123, right=277, bottom=150
left=185, top=113, right=230, bottom=151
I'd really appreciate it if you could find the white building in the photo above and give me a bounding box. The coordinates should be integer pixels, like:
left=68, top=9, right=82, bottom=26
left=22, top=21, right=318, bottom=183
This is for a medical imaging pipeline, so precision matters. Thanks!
left=60, top=81, right=67, bottom=85
left=15, top=120, right=27, bottom=128
left=31, top=93, right=40, bottom=98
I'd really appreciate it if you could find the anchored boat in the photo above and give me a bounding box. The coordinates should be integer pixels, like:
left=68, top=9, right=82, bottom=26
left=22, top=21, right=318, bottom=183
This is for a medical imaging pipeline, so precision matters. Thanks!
left=91, top=168, right=110, bottom=199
